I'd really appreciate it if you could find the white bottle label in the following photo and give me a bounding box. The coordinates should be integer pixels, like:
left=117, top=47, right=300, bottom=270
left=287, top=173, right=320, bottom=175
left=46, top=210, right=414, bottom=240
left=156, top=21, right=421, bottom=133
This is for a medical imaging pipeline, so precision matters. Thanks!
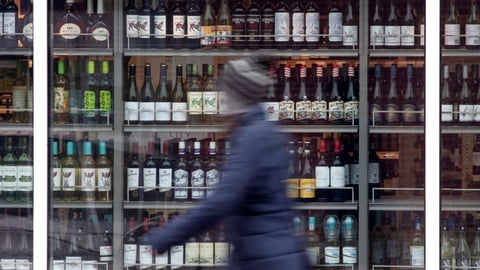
left=143, top=167, right=157, bottom=192
left=344, top=100, right=359, bottom=123
left=368, top=162, right=380, bottom=184
left=330, top=166, right=345, bottom=187
left=127, top=168, right=139, bottom=191
left=328, top=12, right=343, bottom=42
left=17, top=165, right=33, bottom=191
left=343, top=25, right=358, bottom=46
left=370, top=25, right=385, bottom=46
left=15, top=259, right=30, bottom=270
left=158, top=168, right=172, bottom=190
left=97, top=168, right=112, bottom=192
left=206, top=168, right=220, bottom=197
left=385, top=25, right=401, bottom=46
left=53, top=167, right=62, bottom=191
left=173, top=15, right=185, bottom=39
left=185, top=242, right=200, bottom=264
left=65, top=256, right=82, bottom=270
left=139, top=244, right=153, bottom=265
left=191, top=168, right=205, bottom=199
left=400, top=25, right=415, bottom=46
left=139, top=102, right=155, bottom=121
left=155, top=101, right=171, bottom=121
left=279, top=100, right=295, bottom=121
left=126, top=15, right=139, bottom=38
left=441, top=104, right=454, bottom=122
left=263, top=102, right=280, bottom=121
left=62, top=168, right=76, bottom=191
left=1, top=259, right=15, bottom=270
left=93, top=27, right=110, bottom=42
left=123, top=244, right=137, bottom=266
left=188, top=92, right=203, bottom=116
left=292, top=12, right=305, bottom=42
left=306, top=12, right=320, bottom=42
left=203, top=91, right=218, bottom=115
left=53, top=260, right=65, bottom=270
left=170, top=245, right=184, bottom=266
left=474, top=105, right=480, bottom=122
left=173, top=168, right=188, bottom=199
left=328, top=100, right=344, bottom=121
left=214, top=242, right=229, bottom=264
left=459, top=104, right=474, bottom=122
left=99, top=245, right=113, bottom=259
left=82, top=260, right=98, bottom=270
left=187, top=16, right=201, bottom=39
left=138, top=15, right=151, bottom=39
left=3, top=13, right=16, bottom=35
left=315, top=166, right=330, bottom=188
left=154, top=15, right=167, bottom=38
left=306, top=246, right=320, bottom=265
left=445, top=24, right=460, bottom=45
left=275, top=12, right=290, bottom=42
left=172, top=102, right=187, bottom=122
left=199, top=242, right=214, bottom=264
left=410, top=246, right=424, bottom=266
left=3, top=166, right=17, bottom=190
left=312, top=100, right=328, bottom=121
left=22, top=21, right=33, bottom=39
left=155, top=250, right=169, bottom=266
left=80, top=168, right=96, bottom=191
left=296, top=100, right=312, bottom=121
left=124, top=101, right=139, bottom=121
left=219, top=91, right=229, bottom=115
left=59, top=23, right=82, bottom=40
left=342, top=246, right=357, bottom=264
left=324, top=246, right=340, bottom=264
left=349, top=164, right=360, bottom=185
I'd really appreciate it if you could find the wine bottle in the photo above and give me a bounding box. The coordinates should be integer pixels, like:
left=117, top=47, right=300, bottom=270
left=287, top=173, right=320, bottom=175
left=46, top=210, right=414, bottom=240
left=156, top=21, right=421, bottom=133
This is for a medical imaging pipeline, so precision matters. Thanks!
left=385, top=64, right=399, bottom=125
left=80, top=141, right=96, bottom=202
left=3, top=0, right=18, bottom=49
left=327, top=0, right=343, bottom=48
left=330, top=139, right=345, bottom=202
left=296, top=65, right=311, bottom=124
left=125, top=0, right=139, bottom=48
left=185, top=234, right=200, bottom=265
left=204, top=141, right=220, bottom=198
left=441, top=221, right=454, bottom=269
left=299, top=141, right=315, bottom=202
left=83, top=60, right=99, bottom=124
left=172, top=65, right=188, bottom=124
left=124, top=64, right=139, bottom=124
left=315, top=139, right=330, bottom=202
left=173, top=141, right=189, bottom=200
left=88, top=0, right=111, bottom=48
left=21, top=0, right=33, bottom=48
left=312, top=65, right=328, bottom=124
left=246, top=0, right=261, bottom=49
left=186, top=0, right=201, bottom=49
left=274, top=0, right=290, bottom=49
left=416, top=1, right=425, bottom=48
left=216, top=0, right=232, bottom=49
left=153, top=0, right=168, bottom=49
left=474, top=64, right=480, bottom=123
left=231, top=0, right=246, bottom=50
left=441, top=64, right=454, bottom=124
left=98, top=60, right=113, bottom=124
left=170, top=0, right=186, bottom=49
left=370, top=0, right=385, bottom=49
left=466, top=0, right=480, bottom=49
left=99, top=228, right=113, bottom=269
left=343, top=0, right=358, bottom=48
left=55, top=0, right=84, bottom=48
left=328, top=66, right=345, bottom=124
left=279, top=65, right=295, bottom=124
left=291, top=0, right=305, bottom=49
left=138, top=217, right=154, bottom=269
left=127, top=141, right=142, bottom=201
left=305, top=215, right=320, bottom=265
left=385, top=0, right=400, bottom=49
left=155, top=63, right=171, bottom=124
left=62, top=140, right=79, bottom=201
left=401, top=0, right=415, bottom=47
left=158, top=141, right=173, bottom=201
left=65, top=218, right=84, bottom=270
left=143, top=141, right=158, bottom=201
left=187, top=64, right=203, bottom=124
left=471, top=219, right=480, bottom=268
left=190, top=141, right=205, bottom=200
left=214, top=225, right=229, bottom=265
left=444, top=0, right=461, bottom=49
left=83, top=221, right=99, bottom=270
left=261, top=0, right=275, bottom=48
left=68, top=58, right=82, bottom=124
left=53, top=60, right=70, bottom=124
left=460, top=64, right=474, bottom=125
left=138, top=0, right=154, bottom=49
left=305, top=0, right=320, bottom=49
left=123, top=216, right=138, bottom=269
left=368, top=139, right=381, bottom=199
left=139, top=63, right=155, bottom=124
left=52, top=140, right=63, bottom=201
left=263, top=65, right=279, bottom=121
left=286, top=141, right=299, bottom=200
left=401, top=64, right=417, bottom=125
left=17, top=136, right=32, bottom=202
left=96, top=141, right=112, bottom=201
left=456, top=221, right=471, bottom=268
left=202, top=64, right=217, bottom=124
left=200, top=0, right=216, bottom=49
left=154, top=217, right=169, bottom=268
left=0, top=2, right=4, bottom=48
left=324, top=215, right=340, bottom=264
left=341, top=215, right=357, bottom=264
left=344, top=65, right=359, bottom=125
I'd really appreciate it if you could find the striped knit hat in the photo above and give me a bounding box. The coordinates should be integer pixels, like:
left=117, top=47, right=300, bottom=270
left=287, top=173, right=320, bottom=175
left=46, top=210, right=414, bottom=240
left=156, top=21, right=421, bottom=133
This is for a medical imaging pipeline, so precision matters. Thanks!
left=218, top=56, right=274, bottom=115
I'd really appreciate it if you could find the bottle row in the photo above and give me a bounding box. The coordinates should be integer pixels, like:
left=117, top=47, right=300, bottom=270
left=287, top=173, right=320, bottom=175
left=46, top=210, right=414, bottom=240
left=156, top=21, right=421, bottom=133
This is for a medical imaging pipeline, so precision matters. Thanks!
left=0, top=208, right=33, bottom=270
left=6, top=60, right=33, bottom=124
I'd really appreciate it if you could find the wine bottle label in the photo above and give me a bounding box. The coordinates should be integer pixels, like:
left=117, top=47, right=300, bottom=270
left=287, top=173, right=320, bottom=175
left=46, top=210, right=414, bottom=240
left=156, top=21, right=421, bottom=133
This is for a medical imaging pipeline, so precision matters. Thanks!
left=367, top=162, right=379, bottom=184
left=99, top=90, right=111, bottom=117
left=328, top=12, right=343, bottom=42
left=3, top=13, right=16, bottom=35
left=286, top=178, right=299, bottom=198
left=154, top=15, right=167, bottom=38
left=296, top=100, right=312, bottom=121
left=400, top=25, right=415, bottom=46
left=315, top=166, right=330, bottom=187
left=138, top=15, right=151, bottom=39
left=62, top=168, right=76, bottom=191
left=59, top=23, right=82, bottom=40
left=65, top=257, right=82, bottom=270
left=191, top=168, right=205, bottom=199
left=188, top=92, right=203, bottom=115
left=126, top=15, right=139, bottom=38
left=173, top=168, right=188, bottom=199
left=81, top=168, right=96, bottom=191
left=344, top=100, right=358, bottom=123
left=203, top=91, right=218, bottom=115
left=83, top=90, right=96, bottom=118
left=173, top=15, right=185, bottom=39
left=53, top=260, right=65, bottom=270
left=170, top=245, right=184, bottom=265
left=124, top=101, right=139, bottom=121
left=410, top=246, right=424, bottom=266
left=206, top=168, right=220, bottom=197
left=279, top=100, right=295, bottom=121
left=53, top=87, right=67, bottom=113
left=127, top=167, right=139, bottom=191
left=306, top=12, right=320, bottom=42
left=218, top=91, right=229, bottom=115
left=459, top=104, right=474, bottom=122
left=441, top=104, right=453, bottom=122
left=299, top=178, right=315, bottom=198
left=421, top=24, right=425, bottom=46
left=385, top=103, right=399, bottom=123
left=214, top=242, right=229, bottom=264
left=385, top=25, right=401, bottom=46
left=159, top=168, right=172, bottom=190
left=474, top=105, right=480, bottom=122
left=185, top=242, right=200, bottom=264
left=324, top=246, right=340, bottom=264
left=330, top=166, right=345, bottom=187
left=349, top=164, right=360, bottom=185
left=155, top=101, right=172, bottom=121
left=187, top=16, right=201, bottom=39
left=17, top=165, right=33, bottom=191
left=305, top=246, right=319, bottom=265
left=92, top=27, right=110, bottom=42
left=471, top=258, right=480, bottom=268
left=328, top=100, right=344, bottom=122
left=139, top=101, right=155, bottom=121
left=143, top=167, right=157, bottom=192
left=292, top=13, right=305, bottom=42
left=246, top=14, right=261, bottom=42
left=232, top=15, right=246, bottom=43
left=441, top=258, right=453, bottom=269
left=263, top=102, right=280, bottom=121
left=99, top=245, right=113, bottom=259
left=216, top=25, right=232, bottom=45
left=139, top=244, right=153, bottom=265
left=82, top=260, right=98, bottom=270
left=262, top=14, right=275, bottom=42
left=23, top=23, right=33, bottom=40
left=14, top=259, right=30, bottom=270
left=274, top=12, right=290, bottom=42
left=402, top=103, right=416, bottom=123
left=199, top=242, right=214, bottom=264
left=201, top=25, right=216, bottom=46
left=172, top=102, right=187, bottom=121
left=155, top=250, right=169, bottom=266
left=312, top=100, right=328, bottom=121
left=1, top=259, right=15, bottom=270
left=123, top=244, right=137, bottom=266
left=343, top=25, right=358, bottom=46
left=342, top=246, right=357, bottom=264
left=370, top=25, right=385, bottom=46
left=444, top=24, right=460, bottom=45
left=53, top=167, right=62, bottom=191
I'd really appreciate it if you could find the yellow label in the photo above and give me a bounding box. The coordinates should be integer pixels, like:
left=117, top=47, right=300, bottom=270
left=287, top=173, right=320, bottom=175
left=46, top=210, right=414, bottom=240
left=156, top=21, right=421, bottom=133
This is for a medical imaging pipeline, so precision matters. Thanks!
left=216, top=25, right=232, bottom=45
left=299, top=178, right=316, bottom=198
left=286, top=178, right=299, bottom=198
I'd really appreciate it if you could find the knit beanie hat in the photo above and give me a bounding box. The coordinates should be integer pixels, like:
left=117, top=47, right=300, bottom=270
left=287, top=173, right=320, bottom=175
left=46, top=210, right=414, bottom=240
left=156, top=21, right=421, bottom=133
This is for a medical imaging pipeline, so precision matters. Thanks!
left=218, top=56, right=274, bottom=115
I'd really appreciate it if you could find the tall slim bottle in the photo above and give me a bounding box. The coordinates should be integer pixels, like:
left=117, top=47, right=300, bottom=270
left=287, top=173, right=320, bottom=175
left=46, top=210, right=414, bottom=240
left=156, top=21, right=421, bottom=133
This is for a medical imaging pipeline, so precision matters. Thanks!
left=344, top=66, right=359, bottom=125
left=444, top=0, right=461, bottom=49
left=172, top=65, right=188, bottom=125
left=68, top=58, right=82, bottom=124
left=246, top=0, right=261, bottom=49
left=216, top=0, right=232, bottom=49
left=401, top=0, right=415, bottom=48
left=138, top=0, right=154, bottom=48
left=83, top=60, right=99, bottom=124
left=305, top=0, right=320, bottom=49
left=125, top=64, right=139, bottom=124
left=123, top=216, right=138, bottom=269
left=456, top=222, right=471, bottom=268
left=342, top=0, right=358, bottom=48
left=296, top=65, right=311, bottom=124
left=341, top=215, right=357, bottom=264
left=96, top=141, right=112, bottom=201
left=17, top=136, right=32, bottom=202
left=138, top=217, right=154, bottom=269
left=21, top=0, right=32, bottom=48
left=98, top=60, right=113, bottom=124
left=62, top=141, right=79, bottom=201
left=154, top=0, right=168, bottom=49
left=202, top=64, right=217, bottom=124
left=279, top=65, right=295, bottom=124
left=261, top=0, right=275, bottom=48
left=127, top=141, right=142, bottom=201
left=328, top=66, right=344, bottom=124
left=441, top=221, right=455, bottom=269
left=140, top=63, right=155, bottom=124
left=401, top=64, right=417, bottom=125
left=315, top=139, right=330, bottom=202
left=231, top=0, right=246, bottom=49
left=143, top=141, right=158, bottom=201
left=80, top=141, right=96, bottom=202
left=299, top=142, right=315, bottom=202
left=291, top=0, right=305, bottom=49
left=312, top=66, right=328, bottom=124
left=410, top=216, right=424, bottom=267
left=385, top=0, right=400, bottom=49
left=200, top=0, right=216, bottom=48
left=186, top=0, right=201, bottom=49
left=52, top=141, right=63, bottom=201
left=155, top=63, right=171, bottom=124
left=466, top=0, right=480, bottom=49
left=158, top=141, right=173, bottom=201
left=170, top=0, right=186, bottom=49
left=53, top=60, right=69, bottom=124
left=330, top=139, right=346, bottom=202
left=187, top=64, right=203, bottom=124
left=441, top=64, right=454, bottom=124
left=460, top=64, right=474, bottom=125
left=471, top=220, right=480, bottom=268
left=125, top=0, right=139, bottom=48
left=274, top=0, right=290, bottom=49
left=368, top=139, right=381, bottom=199
left=190, top=141, right=205, bottom=200
left=3, top=0, right=18, bottom=49
left=323, top=215, right=340, bottom=264
left=327, top=0, right=343, bottom=48
left=173, top=141, right=189, bottom=200
left=55, top=0, right=84, bottom=48
left=370, top=0, right=385, bottom=48
left=385, top=64, right=399, bottom=125
left=263, top=65, right=279, bottom=121
left=88, top=0, right=112, bottom=48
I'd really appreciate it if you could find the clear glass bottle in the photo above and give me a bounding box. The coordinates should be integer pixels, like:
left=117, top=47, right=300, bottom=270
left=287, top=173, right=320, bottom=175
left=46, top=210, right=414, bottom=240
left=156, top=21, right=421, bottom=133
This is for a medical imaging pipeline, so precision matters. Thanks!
left=53, top=60, right=69, bottom=124
left=441, top=220, right=455, bottom=269
left=305, top=215, right=320, bottom=265
left=124, top=64, right=139, bottom=124
left=80, top=140, right=96, bottom=202
left=385, top=64, right=399, bottom=125
left=410, top=216, right=425, bottom=267
left=342, top=0, right=358, bottom=48
left=96, top=141, right=112, bottom=201
left=459, top=64, right=474, bottom=125
left=370, top=0, right=385, bottom=48
left=17, top=136, right=33, bottom=202
left=401, top=0, right=415, bottom=47
left=444, top=0, right=461, bottom=49
left=323, top=215, right=340, bottom=264
left=62, top=140, right=79, bottom=201
left=385, top=0, right=400, bottom=49
left=401, top=64, right=417, bottom=125
left=83, top=60, right=99, bottom=124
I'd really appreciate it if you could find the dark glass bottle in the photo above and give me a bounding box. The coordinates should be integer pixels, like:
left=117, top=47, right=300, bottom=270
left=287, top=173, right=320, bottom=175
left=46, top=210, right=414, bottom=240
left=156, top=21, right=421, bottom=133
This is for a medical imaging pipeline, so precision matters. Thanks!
left=473, top=64, right=480, bottom=123
left=231, top=0, right=246, bottom=49
left=459, top=64, right=474, bottom=125
left=143, top=141, right=159, bottom=201
left=296, top=65, right=311, bottom=124
left=138, top=0, right=154, bottom=48
left=3, top=0, right=18, bottom=49
left=127, top=141, right=142, bottom=201
left=172, top=65, right=187, bottom=124
left=173, top=141, right=189, bottom=201
left=274, top=0, right=290, bottom=49
left=186, top=0, right=201, bottom=49
left=190, top=141, right=205, bottom=200
left=261, top=0, right=275, bottom=48
left=330, top=139, right=346, bottom=202
left=0, top=1, right=5, bottom=48
left=401, top=64, right=417, bottom=125
left=155, top=63, right=171, bottom=124
left=291, top=0, right=305, bottom=49
left=344, top=65, right=359, bottom=125
left=83, top=60, right=99, bottom=124
left=385, top=64, right=400, bottom=125
left=98, top=60, right=113, bottom=124
left=444, top=0, right=461, bottom=49
left=246, top=0, right=261, bottom=49
left=327, top=0, right=343, bottom=48
left=370, top=0, right=384, bottom=48
left=401, top=0, right=415, bottom=48
left=123, top=216, right=138, bottom=269
left=187, top=64, right=203, bottom=124
left=139, top=63, right=155, bottom=124
left=124, top=0, right=139, bottom=48
left=299, top=141, right=315, bottom=202
left=368, top=139, right=381, bottom=199
left=342, top=0, right=358, bottom=48
left=88, top=0, right=112, bottom=48
left=205, top=141, right=220, bottom=198
left=328, top=66, right=345, bottom=124
left=349, top=139, right=360, bottom=200
left=416, top=1, right=425, bottom=48
left=202, top=64, right=217, bottom=124
left=416, top=65, right=425, bottom=124
left=158, top=142, right=173, bottom=201
left=154, top=0, right=169, bottom=49
left=454, top=64, right=463, bottom=123
left=279, top=65, right=295, bottom=124
left=441, top=64, right=454, bottom=125
left=315, top=139, right=330, bottom=202
left=385, top=0, right=400, bottom=49
left=124, top=64, right=139, bottom=124
left=466, top=0, right=480, bottom=49
left=99, top=228, right=113, bottom=268
left=53, top=60, right=70, bottom=124
left=170, top=0, right=186, bottom=49
left=371, top=64, right=384, bottom=125
left=312, top=65, right=328, bottom=124
left=21, top=0, right=33, bottom=48
left=55, top=0, right=84, bottom=48
left=80, top=141, right=97, bottom=202
left=305, top=0, right=320, bottom=49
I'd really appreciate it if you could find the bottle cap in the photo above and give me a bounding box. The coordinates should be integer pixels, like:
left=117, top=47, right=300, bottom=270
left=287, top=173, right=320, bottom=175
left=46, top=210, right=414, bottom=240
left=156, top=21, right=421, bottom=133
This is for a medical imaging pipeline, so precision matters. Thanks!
left=83, top=141, right=93, bottom=156
left=375, top=64, right=382, bottom=79
left=407, top=64, right=413, bottom=79
left=58, top=61, right=65, bottom=75
left=87, top=60, right=95, bottom=74
left=66, top=141, right=75, bottom=156
left=390, top=64, right=397, bottom=79
left=102, top=60, right=109, bottom=74
left=160, top=63, right=167, bottom=76
left=52, top=141, right=58, bottom=155
left=463, top=64, right=469, bottom=79
left=98, top=141, right=107, bottom=155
